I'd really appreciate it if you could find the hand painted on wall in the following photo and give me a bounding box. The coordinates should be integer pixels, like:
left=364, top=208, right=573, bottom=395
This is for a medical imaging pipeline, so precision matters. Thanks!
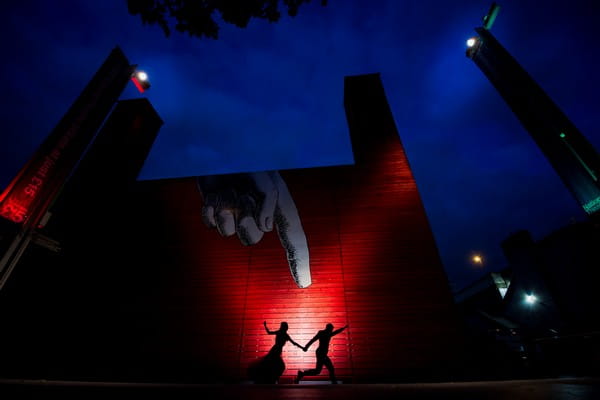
left=197, top=171, right=311, bottom=288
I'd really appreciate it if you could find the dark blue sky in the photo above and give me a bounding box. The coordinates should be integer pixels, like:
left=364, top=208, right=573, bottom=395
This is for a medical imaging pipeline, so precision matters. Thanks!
left=1, top=1, right=599, bottom=292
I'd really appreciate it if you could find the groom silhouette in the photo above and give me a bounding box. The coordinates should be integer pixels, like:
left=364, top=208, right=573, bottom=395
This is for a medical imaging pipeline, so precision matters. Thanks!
left=297, top=323, right=348, bottom=384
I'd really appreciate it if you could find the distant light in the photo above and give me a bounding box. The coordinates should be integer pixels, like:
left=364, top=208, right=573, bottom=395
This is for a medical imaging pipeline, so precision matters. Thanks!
left=472, top=254, right=483, bottom=265
left=137, top=71, right=148, bottom=81
left=560, top=132, right=566, bottom=138
left=525, top=294, right=537, bottom=304
left=466, top=37, right=477, bottom=48
left=131, top=70, right=151, bottom=93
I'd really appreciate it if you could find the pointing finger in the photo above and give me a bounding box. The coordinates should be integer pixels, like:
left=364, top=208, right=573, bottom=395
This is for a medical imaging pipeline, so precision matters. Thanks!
left=272, top=172, right=311, bottom=288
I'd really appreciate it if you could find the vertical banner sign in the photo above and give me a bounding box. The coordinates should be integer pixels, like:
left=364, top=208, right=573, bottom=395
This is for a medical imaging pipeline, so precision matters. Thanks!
left=0, top=47, right=135, bottom=227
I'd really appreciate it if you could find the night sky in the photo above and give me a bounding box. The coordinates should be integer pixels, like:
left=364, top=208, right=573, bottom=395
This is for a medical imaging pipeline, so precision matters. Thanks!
left=1, top=1, right=598, bottom=293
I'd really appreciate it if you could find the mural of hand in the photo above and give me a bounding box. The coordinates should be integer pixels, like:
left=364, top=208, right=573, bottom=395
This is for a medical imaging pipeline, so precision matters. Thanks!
left=197, top=171, right=311, bottom=288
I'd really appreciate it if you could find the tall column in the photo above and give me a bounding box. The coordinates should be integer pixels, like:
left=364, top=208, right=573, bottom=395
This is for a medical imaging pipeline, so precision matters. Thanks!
left=0, top=47, right=136, bottom=289
left=466, top=12, right=600, bottom=215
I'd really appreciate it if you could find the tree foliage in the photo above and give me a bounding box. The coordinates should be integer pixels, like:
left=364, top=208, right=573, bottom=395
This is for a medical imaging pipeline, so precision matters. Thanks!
left=127, top=0, right=327, bottom=39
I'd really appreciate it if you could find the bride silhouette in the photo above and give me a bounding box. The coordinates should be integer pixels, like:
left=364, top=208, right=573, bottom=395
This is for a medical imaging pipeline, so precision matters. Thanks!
left=248, top=321, right=303, bottom=383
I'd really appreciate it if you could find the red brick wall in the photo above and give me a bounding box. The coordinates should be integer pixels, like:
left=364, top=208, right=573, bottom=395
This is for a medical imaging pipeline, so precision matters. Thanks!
left=113, top=74, right=459, bottom=382
left=0, top=74, right=459, bottom=383
left=125, top=132, right=458, bottom=381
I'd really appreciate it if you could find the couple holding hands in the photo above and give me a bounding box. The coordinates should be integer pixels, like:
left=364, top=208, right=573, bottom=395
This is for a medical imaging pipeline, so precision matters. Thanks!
left=252, top=321, right=348, bottom=384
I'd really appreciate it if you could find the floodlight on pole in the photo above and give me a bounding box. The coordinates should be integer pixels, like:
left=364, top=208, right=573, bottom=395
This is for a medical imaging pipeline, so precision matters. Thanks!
left=465, top=36, right=482, bottom=57
left=137, top=71, right=148, bottom=81
left=131, top=70, right=151, bottom=93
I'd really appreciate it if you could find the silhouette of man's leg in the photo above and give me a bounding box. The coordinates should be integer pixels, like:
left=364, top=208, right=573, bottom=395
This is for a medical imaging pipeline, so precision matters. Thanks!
left=323, top=356, right=336, bottom=383
left=299, top=353, right=326, bottom=382
left=302, top=359, right=324, bottom=376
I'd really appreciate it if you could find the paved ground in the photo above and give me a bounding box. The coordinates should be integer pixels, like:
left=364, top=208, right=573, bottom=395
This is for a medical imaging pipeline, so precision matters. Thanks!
left=1, top=378, right=599, bottom=399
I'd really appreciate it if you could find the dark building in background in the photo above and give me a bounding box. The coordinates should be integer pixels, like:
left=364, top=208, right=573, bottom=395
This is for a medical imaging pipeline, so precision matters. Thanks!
left=456, top=220, right=600, bottom=377
left=466, top=9, right=600, bottom=216
left=502, top=222, right=600, bottom=334
left=0, top=73, right=462, bottom=383
left=70, top=98, right=163, bottom=190
left=454, top=269, right=525, bottom=379
left=46, top=98, right=164, bottom=241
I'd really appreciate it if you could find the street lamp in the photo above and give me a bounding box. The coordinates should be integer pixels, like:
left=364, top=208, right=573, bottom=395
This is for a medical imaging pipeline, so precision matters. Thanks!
left=136, top=71, right=148, bottom=81
left=465, top=36, right=481, bottom=57
left=471, top=253, right=484, bottom=266
left=131, top=70, right=151, bottom=93
left=524, top=293, right=537, bottom=305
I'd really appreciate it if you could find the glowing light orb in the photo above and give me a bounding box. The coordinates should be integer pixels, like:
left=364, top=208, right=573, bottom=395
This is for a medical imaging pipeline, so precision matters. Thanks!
left=137, top=71, right=148, bottom=81
left=525, top=294, right=537, bottom=304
